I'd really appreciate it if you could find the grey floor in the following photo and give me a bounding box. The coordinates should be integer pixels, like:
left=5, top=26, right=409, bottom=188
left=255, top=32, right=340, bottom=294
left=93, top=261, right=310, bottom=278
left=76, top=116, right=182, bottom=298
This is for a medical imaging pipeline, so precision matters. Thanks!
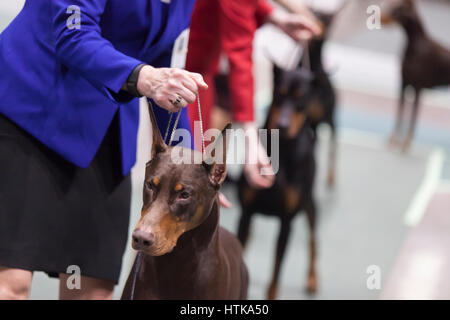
left=221, top=133, right=432, bottom=300
left=0, top=0, right=449, bottom=300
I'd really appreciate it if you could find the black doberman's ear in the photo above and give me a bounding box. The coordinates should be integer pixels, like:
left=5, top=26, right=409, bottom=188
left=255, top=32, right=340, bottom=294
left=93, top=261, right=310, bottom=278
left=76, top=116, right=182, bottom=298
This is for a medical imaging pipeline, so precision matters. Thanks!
left=273, top=64, right=284, bottom=93
left=148, top=102, right=167, bottom=158
left=203, top=123, right=231, bottom=188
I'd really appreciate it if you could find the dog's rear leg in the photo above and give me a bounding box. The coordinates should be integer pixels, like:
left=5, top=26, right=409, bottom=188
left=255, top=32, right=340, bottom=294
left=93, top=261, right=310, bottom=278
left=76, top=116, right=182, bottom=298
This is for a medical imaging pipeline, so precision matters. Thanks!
left=267, top=219, right=291, bottom=300
left=402, top=88, right=421, bottom=153
left=237, top=209, right=253, bottom=249
left=327, top=122, right=337, bottom=188
left=305, top=199, right=317, bottom=294
left=389, top=84, right=406, bottom=147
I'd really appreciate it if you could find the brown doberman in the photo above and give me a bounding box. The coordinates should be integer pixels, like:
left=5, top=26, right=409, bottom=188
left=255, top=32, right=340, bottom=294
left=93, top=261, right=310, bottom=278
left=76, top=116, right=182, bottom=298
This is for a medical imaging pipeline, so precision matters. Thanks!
left=121, top=105, right=248, bottom=300
left=382, top=0, right=450, bottom=152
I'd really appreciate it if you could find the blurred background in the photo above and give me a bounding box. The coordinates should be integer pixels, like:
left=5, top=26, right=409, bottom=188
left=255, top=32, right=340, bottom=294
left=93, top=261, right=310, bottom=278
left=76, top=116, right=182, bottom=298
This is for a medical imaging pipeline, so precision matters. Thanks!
left=1, top=0, right=449, bottom=299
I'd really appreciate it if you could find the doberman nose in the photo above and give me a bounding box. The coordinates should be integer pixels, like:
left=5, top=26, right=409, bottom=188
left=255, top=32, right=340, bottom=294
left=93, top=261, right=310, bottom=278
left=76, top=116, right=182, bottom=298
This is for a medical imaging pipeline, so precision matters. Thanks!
left=132, top=229, right=155, bottom=249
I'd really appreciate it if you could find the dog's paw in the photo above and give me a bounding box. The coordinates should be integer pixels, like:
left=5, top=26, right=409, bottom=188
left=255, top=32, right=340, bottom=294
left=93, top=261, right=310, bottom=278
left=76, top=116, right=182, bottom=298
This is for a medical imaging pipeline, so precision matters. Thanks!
left=326, top=170, right=336, bottom=188
left=306, top=274, right=318, bottom=295
left=401, top=140, right=412, bottom=153
left=387, top=134, right=401, bottom=148
left=267, top=283, right=278, bottom=300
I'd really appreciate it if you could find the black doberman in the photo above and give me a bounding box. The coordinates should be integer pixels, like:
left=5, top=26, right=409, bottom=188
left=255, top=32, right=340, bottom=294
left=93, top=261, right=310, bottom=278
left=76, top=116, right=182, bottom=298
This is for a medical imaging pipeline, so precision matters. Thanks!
left=237, top=65, right=318, bottom=300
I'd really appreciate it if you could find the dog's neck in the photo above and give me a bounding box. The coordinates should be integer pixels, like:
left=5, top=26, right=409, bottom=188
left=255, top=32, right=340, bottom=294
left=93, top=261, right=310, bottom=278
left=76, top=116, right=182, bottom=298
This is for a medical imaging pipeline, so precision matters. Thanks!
left=399, top=7, right=426, bottom=42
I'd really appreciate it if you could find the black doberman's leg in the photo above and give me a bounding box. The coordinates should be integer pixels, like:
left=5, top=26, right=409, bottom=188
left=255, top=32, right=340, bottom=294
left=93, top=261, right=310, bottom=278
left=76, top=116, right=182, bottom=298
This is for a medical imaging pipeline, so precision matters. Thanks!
left=327, top=121, right=337, bottom=188
left=267, top=219, right=292, bottom=300
left=389, top=84, right=406, bottom=147
left=237, top=209, right=253, bottom=249
left=305, top=199, right=317, bottom=294
left=402, top=88, right=422, bottom=153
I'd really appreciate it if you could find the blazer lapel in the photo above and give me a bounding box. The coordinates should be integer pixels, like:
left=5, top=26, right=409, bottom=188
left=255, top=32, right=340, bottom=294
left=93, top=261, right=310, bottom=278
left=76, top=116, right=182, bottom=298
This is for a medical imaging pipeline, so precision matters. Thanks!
left=145, top=0, right=183, bottom=61
left=140, top=0, right=163, bottom=60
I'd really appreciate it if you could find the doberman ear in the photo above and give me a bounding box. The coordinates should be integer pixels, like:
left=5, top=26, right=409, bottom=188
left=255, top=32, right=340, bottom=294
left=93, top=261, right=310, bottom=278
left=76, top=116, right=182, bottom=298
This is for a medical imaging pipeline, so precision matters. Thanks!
left=273, top=64, right=284, bottom=93
left=203, top=123, right=231, bottom=188
left=148, top=102, right=167, bottom=158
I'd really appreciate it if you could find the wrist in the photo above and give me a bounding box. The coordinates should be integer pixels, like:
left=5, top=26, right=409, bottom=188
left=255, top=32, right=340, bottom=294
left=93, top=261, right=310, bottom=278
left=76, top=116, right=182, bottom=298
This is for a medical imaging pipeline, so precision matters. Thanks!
left=267, top=9, right=286, bottom=28
left=136, top=65, right=156, bottom=98
left=124, top=63, right=147, bottom=97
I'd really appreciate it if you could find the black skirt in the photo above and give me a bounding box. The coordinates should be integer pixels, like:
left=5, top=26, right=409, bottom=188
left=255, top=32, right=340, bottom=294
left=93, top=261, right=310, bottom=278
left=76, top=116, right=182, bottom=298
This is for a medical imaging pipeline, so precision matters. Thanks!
left=0, top=113, right=131, bottom=283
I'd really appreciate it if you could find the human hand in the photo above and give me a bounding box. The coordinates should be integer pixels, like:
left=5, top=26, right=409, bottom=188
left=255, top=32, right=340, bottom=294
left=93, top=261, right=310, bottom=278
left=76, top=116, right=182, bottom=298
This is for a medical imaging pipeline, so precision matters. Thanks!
left=268, top=9, right=322, bottom=42
left=242, top=123, right=275, bottom=189
left=219, top=192, right=232, bottom=208
left=137, top=66, right=208, bottom=112
left=244, top=153, right=275, bottom=189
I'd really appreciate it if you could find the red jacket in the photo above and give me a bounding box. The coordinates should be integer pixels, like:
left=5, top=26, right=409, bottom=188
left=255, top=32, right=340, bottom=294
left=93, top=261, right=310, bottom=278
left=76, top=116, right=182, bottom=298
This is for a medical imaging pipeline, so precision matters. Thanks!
left=186, top=0, right=273, bottom=140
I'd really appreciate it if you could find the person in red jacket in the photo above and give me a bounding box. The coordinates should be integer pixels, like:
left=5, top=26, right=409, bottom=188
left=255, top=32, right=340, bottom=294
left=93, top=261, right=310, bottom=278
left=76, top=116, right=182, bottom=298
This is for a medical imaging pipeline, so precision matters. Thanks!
left=186, top=0, right=321, bottom=190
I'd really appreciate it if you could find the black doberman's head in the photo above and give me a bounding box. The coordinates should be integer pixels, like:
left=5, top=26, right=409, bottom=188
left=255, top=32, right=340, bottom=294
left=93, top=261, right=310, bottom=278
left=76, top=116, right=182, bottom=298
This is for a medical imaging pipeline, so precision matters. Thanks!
left=132, top=106, right=230, bottom=256
left=268, top=65, right=314, bottom=139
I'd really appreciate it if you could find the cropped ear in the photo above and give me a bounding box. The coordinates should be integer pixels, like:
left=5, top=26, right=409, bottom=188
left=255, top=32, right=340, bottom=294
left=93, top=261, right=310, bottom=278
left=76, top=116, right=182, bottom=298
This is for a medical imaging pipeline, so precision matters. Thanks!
left=148, top=102, right=167, bottom=158
left=203, top=123, right=231, bottom=188
left=273, top=64, right=284, bottom=93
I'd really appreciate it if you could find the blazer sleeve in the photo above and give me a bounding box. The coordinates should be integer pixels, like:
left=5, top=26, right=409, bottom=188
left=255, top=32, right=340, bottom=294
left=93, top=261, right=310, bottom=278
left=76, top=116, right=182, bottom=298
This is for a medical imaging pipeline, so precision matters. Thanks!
left=51, top=0, right=143, bottom=98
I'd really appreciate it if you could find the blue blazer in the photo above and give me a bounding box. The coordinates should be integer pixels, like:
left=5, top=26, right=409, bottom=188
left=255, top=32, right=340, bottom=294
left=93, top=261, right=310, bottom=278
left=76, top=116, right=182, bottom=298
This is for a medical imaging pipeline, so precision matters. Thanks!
left=0, top=0, right=196, bottom=175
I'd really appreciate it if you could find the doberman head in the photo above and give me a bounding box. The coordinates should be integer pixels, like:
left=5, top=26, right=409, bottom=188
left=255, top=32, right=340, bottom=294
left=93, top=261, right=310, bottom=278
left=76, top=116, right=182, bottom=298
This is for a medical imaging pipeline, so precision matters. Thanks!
left=132, top=105, right=230, bottom=256
left=269, top=65, right=314, bottom=140
left=381, top=0, right=419, bottom=27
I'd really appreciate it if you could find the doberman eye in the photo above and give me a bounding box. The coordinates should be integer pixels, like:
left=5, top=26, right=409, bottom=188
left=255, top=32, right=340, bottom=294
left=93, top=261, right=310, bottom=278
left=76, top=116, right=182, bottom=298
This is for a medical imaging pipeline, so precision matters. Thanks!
left=179, top=191, right=190, bottom=200
left=146, top=181, right=156, bottom=190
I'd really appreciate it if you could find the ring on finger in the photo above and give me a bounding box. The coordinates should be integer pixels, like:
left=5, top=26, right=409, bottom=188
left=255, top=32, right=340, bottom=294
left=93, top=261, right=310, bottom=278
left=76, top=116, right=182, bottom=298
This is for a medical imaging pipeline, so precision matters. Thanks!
left=171, top=95, right=183, bottom=107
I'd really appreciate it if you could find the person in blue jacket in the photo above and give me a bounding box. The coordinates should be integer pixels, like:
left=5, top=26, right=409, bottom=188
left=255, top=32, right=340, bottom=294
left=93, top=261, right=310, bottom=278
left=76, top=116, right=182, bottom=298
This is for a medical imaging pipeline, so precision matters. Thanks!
left=0, top=0, right=207, bottom=299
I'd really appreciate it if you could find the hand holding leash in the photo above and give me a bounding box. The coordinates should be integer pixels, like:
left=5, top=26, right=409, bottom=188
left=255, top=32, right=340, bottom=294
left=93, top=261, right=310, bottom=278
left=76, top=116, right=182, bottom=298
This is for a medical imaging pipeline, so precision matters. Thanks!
left=137, top=66, right=208, bottom=112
